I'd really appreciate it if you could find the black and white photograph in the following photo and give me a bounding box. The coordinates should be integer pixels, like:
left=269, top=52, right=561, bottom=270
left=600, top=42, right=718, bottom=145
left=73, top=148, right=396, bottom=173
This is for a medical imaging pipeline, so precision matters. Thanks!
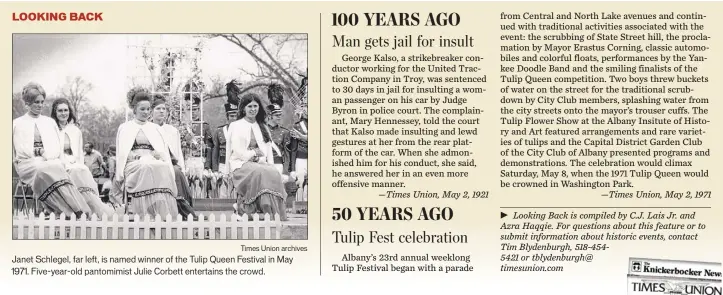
left=11, top=33, right=309, bottom=240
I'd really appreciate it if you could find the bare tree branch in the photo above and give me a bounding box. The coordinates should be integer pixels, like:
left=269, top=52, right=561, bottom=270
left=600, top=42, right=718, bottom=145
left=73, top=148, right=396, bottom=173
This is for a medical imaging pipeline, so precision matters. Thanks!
left=245, top=33, right=299, bottom=88
left=210, top=34, right=302, bottom=92
left=58, top=76, right=93, bottom=114
left=215, top=34, right=286, bottom=84
left=132, top=34, right=310, bottom=117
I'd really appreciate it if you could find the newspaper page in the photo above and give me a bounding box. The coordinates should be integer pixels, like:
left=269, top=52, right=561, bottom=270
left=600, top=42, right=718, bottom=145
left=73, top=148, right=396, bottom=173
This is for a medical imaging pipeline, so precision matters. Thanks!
left=1, top=1, right=722, bottom=295
left=628, top=258, right=722, bottom=295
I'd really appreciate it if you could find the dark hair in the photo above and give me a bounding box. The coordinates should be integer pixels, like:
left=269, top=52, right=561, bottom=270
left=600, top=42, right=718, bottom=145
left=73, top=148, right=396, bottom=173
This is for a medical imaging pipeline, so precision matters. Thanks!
left=85, top=142, right=94, bottom=149
left=151, top=94, right=166, bottom=109
left=22, top=82, right=46, bottom=105
left=238, top=93, right=271, bottom=143
left=267, top=83, right=284, bottom=107
left=50, top=98, right=79, bottom=127
left=126, top=86, right=152, bottom=111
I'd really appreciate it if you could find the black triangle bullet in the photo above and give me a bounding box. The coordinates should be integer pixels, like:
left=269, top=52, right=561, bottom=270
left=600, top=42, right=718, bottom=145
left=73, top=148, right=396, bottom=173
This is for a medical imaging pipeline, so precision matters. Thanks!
left=501, top=212, right=507, bottom=219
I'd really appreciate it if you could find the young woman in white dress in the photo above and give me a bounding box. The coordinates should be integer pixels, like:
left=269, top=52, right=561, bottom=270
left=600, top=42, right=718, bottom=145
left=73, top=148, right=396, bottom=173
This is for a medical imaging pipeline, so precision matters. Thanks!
left=112, top=88, right=178, bottom=219
left=50, top=98, right=115, bottom=217
left=150, top=95, right=198, bottom=221
left=226, top=93, right=290, bottom=221
left=12, top=82, right=91, bottom=219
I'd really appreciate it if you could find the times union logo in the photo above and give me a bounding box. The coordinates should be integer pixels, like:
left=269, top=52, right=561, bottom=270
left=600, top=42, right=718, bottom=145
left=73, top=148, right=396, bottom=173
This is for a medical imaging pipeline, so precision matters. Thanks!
left=632, top=261, right=642, bottom=272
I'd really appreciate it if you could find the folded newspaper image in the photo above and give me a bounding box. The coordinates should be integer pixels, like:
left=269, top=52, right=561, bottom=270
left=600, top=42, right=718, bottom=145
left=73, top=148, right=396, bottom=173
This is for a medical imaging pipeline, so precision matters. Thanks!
left=628, top=258, right=722, bottom=295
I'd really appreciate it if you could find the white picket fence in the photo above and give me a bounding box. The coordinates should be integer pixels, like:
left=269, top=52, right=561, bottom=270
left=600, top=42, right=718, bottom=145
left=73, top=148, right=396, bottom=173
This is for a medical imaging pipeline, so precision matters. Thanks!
left=12, top=212, right=283, bottom=240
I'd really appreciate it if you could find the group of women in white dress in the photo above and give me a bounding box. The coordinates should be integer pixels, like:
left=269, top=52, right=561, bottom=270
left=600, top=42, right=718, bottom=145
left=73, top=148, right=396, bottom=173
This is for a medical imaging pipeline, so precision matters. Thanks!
left=12, top=83, right=117, bottom=219
left=13, top=82, right=293, bottom=221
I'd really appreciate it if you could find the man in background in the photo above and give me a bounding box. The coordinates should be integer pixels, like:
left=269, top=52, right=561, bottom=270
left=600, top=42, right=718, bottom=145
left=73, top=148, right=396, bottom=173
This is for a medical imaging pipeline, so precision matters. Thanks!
left=184, top=102, right=214, bottom=199
left=267, top=103, right=297, bottom=212
left=84, top=142, right=105, bottom=179
left=289, top=103, right=308, bottom=206
left=106, top=145, right=116, bottom=182
left=211, top=103, right=238, bottom=198
left=100, top=145, right=117, bottom=204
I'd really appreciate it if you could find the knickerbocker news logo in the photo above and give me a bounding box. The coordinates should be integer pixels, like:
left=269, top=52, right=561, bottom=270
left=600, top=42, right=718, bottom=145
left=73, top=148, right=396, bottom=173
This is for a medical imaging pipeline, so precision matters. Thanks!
left=632, top=261, right=720, bottom=278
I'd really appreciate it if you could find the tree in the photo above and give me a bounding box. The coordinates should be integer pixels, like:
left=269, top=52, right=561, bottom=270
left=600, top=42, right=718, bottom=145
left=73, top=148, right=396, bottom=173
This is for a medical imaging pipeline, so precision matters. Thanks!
left=58, top=76, right=93, bottom=114
left=78, top=107, right=125, bottom=153
left=132, top=38, right=232, bottom=124
left=12, top=92, right=26, bottom=119
left=205, top=34, right=308, bottom=111
left=204, top=75, right=227, bottom=101
left=12, top=92, right=57, bottom=119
